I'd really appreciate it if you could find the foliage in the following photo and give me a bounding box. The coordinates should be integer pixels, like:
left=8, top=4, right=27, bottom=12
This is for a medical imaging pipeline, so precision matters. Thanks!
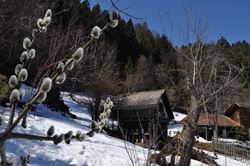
left=0, top=74, right=10, bottom=105
left=234, top=126, right=248, bottom=141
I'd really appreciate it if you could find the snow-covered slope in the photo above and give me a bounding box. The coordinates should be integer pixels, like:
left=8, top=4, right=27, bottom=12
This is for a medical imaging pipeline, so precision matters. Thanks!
left=0, top=85, right=248, bottom=165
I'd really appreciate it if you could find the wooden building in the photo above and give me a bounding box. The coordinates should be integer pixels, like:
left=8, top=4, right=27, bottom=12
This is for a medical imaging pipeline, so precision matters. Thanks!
left=224, top=102, right=250, bottom=128
left=178, top=111, right=240, bottom=140
left=111, top=89, right=174, bottom=149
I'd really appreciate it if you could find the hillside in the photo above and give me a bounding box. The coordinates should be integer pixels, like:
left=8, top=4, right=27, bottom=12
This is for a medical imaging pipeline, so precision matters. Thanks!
left=0, top=85, right=248, bottom=165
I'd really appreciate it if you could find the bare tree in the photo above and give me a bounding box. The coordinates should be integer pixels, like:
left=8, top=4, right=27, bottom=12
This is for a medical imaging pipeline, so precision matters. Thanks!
left=164, top=6, right=244, bottom=166
left=69, top=39, right=121, bottom=121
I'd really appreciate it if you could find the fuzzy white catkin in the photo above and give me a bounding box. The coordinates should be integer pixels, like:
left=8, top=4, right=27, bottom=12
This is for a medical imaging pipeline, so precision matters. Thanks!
left=45, top=9, right=52, bottom=18
left=99, top=113, right=104, bottom=120
left=9, top=75, right=18, bottom=88
left=55, top=134, right=64, bottom=144
left=37, top=18, right=44, bottom=28
left=23, top=38, right=31, bottom=49
left=18, top=69, right=28, bottom=81
left=19, top=88, right=25, bottom=100
left=72, top=48, right=84, bottom=62
left=90, top=120, right=98, bottom=129
left=110, top=19, right=118, bottom=28
left=9, top=89, right=20, bottom=103
left=40, top=26, right=47, bottom=33
left=110, top=10, right=118, bottom=21
left=56, top=62, right=64, bottom=72
left=32, top=29, right=38, bottom=38
left=87, top=130, right=95, bottom=137
left=94, top=126, right=102, bottom=133
left=28, top=49, right=36, bottom=60
left=47, top=125, right=55, bottom=137
left=43, top=17, right=51, bottom=26
left=36, top=92, right=47, bottom=103
left=40, top=77, right=52, bottom=92
left=106, top=97, right=111, bottom=103
left=55, top=72, right=66, bottom=84
left=64, top=131, right=73, bottom=141
left=78, top=133, right=86, bottom=141
left=66, top=59, right=74, bottom=71
left=91, top=26, right=101, bottom=39
left=15, top=64, right=22, bottom=75
left=20, top=51, right=28, bottom=63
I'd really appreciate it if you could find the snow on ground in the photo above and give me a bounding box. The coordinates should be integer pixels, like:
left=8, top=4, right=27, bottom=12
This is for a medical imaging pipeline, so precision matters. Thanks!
left=168, top=112, right=187, bottom=137
left=0, top=85, right=248, bottom=165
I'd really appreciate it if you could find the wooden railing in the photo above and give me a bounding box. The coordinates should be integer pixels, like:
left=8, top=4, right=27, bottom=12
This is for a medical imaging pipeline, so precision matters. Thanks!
left=212, top=139, right=250, bottom=160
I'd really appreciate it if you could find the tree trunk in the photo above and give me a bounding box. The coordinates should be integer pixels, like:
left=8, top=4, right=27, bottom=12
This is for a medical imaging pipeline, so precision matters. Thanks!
left=213, top=111, right=218, bottom=138
left=179, top=106, right=201, bottom=166
left=94, top=96, right=101, bottom=121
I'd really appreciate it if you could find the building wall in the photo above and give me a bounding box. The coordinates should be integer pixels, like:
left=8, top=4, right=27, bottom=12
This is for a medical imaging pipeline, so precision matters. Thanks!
left=229, top=109, right=240, bottom=124
left=239, top=108, right=250, bottom=129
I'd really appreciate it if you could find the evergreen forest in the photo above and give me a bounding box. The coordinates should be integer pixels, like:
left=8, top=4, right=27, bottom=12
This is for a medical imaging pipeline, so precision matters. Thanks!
left=1, top=0, right=250, bottom=113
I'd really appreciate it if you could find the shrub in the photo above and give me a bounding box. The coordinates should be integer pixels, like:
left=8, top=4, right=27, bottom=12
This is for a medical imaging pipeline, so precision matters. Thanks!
left=234, top=126, right=247, bottom=141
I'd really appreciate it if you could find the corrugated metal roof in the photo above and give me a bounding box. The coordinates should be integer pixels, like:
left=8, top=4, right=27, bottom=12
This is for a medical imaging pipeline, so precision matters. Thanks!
left=178, top=111, right=240, bottom=127
left=113, top=89, right=165, bottom=108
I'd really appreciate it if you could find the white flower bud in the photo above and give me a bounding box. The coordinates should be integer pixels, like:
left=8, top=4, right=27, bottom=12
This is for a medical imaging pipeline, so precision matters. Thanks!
left=40, top=77, right=52, bottom=92
left=99, top=112, right=104, bottom=120
left=65, top=59, right=74, bottom=71
left=64, top=131, right=73, bottom=141
left=76, top=130, right=81, bottom=138
left=106, top=97, right=111, bottom=103
left=91, top=26, right=101, bottom=39
left=9, top=75, right=18, bottom=88
left=55, top=72, right=66, bottom=84
left=110, top=10, right=118, bottom=21
left=45, top=9, right=52, bottom=18
left=20, top=51, right=28, bottom=63
left=37, top=18, right=44, bottom=28
left=106, top=99, right=113, bottom=109
left=87, top=130, right=95, bottom=137
left=90, top=120, right=98, bottom=129
left=10, top=89, right=20, bottom=103
left=94, top=126, right=102, bottom=133
left=23, top=38, right=31, bottom=49
left=56, top=62, right=64, bottom=72
left=105, top=109, right=111, bottom=118
left=28, top=49, right=36, bottom=60
left=32, top=29, right=38, bottom=37
left=78, top=133, right=86, bottom=142
left=72, top=48, right=84, bottom=62
left=19, top=88, right=25, bottom=100
left=47, top=125, right=55, bottom=137
left=109, top=19, right=118, bottom=28
left=40, top=26, right=47, bottom=33
left=99, top=118, right=106, bottom=126
left=56, top=134, right=64, bottom=144
left=36, top=91, right=47, bottom=103
left=18, top=69, right=28, bottom=81
left=15, top=64, right=22, bottom=75
left=43, top=17, right=51, bottom=26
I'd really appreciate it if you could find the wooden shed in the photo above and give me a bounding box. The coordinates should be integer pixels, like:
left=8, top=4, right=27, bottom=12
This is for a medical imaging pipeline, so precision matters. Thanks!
left=111, top=89, right=174, bottom=149
left=224, top=102, right=250, bottom=128
left=178, top=111, right=240, bottom=140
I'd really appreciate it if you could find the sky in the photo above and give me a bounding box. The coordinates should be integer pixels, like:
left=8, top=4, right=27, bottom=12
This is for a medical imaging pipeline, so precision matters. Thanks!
left=89, top=0, right=250, bottom=46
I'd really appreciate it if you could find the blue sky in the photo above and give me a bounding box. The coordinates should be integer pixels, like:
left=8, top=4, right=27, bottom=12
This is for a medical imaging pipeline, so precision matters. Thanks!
left=89, top=0, right=250, bottom=46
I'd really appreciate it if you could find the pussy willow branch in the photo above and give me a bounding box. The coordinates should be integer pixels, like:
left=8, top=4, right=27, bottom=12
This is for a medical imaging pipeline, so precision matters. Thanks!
left=9, top=133, right=80, bottom=142
left=2, top=20, right=113, bottom=141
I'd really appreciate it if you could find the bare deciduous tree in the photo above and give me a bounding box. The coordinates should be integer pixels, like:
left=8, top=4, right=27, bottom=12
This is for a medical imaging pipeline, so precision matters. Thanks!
left=164, top=6, right=244, bottom=166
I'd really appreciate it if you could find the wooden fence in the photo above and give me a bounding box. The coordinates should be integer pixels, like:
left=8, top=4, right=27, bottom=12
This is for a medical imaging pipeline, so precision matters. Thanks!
left=212, top=139, right=250, bottom=160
